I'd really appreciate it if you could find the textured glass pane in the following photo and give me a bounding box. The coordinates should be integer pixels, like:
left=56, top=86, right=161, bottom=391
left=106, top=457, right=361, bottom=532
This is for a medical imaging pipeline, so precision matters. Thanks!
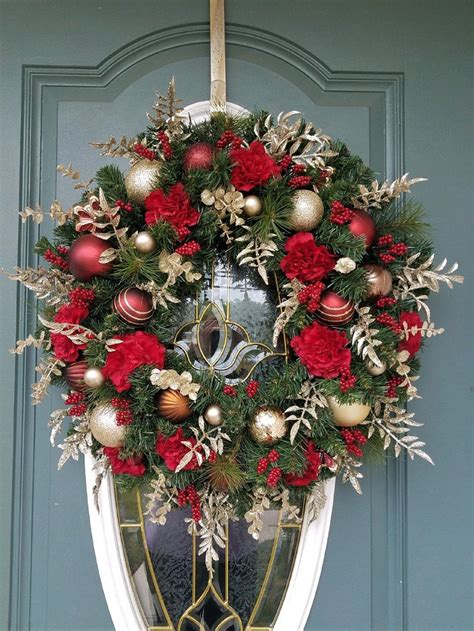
left=121, top=526, right=167, bottom=627
left=116, top=485, right=139, bottom=524
left=249, top=527, right=301, bottom=628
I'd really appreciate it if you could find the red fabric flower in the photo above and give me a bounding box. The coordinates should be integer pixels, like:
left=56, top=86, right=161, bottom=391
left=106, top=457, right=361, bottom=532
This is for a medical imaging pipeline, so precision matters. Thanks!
left=398, top=311, right=423, bottom=356
left=54, top=303, right=89, bottom=324
left=103, top=447, right=146, bottom=476
left=155, top=427, right=200, bottom=471
left=51, top=302, right=90, bottom=362
left=285, top=441, right=322, bottom=486
left=281, top=232, right=336, bottom=283
left=230, top=140, right=281, bottom=191
left=145, top=182, right=200, bottom=229
left=102, top=331, right=166, bottom=392
left=291, top=321, right=351, bottom=378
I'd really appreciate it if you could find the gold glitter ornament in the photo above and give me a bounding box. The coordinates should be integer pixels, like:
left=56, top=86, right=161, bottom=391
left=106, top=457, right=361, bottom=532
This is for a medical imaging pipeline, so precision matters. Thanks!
left=249, top=406, right=287, bottom=445
left=89, top=403, right=126, bottom=447
left=204, top=404, right=223, bottom=426
left=134, top=231, right=156, bottom=253
left=83, top=366, right=105, bottom=388
left=289, top=190, right=324, bottom=231
left=124, top=159, right=161, bottom=205
left=242, top=195, right=263, bottom=217
left=327, top=396, right=371, bottom=427
left=365, top=358, right=387, bottom=376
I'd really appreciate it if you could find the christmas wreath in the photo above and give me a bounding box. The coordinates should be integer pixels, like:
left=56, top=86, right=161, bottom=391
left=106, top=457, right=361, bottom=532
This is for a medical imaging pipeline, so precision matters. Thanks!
left=11, top=81, right=463, bottom=569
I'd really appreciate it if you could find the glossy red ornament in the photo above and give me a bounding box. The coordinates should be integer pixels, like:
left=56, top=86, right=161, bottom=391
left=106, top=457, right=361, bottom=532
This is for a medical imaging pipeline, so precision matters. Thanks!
left=113, top=288, right=154, bottom=325
left=316, top=290, right=355, bottom=325
left=348, top=209, right=376, bottom=249
left=65, top=360, right=88, bottom=392
left=183, top=142, right=214, bottom=171
left=68, top=234, right=113, bottom=282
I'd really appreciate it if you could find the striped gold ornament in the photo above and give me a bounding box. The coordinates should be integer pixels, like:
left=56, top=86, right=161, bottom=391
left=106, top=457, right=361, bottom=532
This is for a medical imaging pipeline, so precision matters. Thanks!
left=113, top=287, right=154, bottom=325
left=316, top=290, right=355, bottom=326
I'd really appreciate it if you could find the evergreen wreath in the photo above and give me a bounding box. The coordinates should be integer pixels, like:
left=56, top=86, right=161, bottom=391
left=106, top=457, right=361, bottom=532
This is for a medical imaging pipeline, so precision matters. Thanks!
left=11, top=81, right=463, bottom=570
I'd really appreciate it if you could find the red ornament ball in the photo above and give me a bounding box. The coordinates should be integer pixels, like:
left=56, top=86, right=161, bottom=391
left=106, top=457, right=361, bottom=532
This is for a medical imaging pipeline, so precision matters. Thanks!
left=65, top=360, right=88, bottom=392
left=68, top=234, right=113, bottom=282
left=348, top=209, right=376, bottom=249
left=316, top=290, right=355, bottom=325
left=183, top=142, right=214, bottom=171
left=113, top=288, right=154, bottom=325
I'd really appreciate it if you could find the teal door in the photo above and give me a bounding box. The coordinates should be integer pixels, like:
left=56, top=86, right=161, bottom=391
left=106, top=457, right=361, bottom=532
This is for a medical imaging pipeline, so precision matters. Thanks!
left=1, top=2, right=471, bottom=629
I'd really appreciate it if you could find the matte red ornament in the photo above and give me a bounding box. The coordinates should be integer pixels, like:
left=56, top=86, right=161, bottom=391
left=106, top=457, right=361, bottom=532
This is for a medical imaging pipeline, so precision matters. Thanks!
left=65, top=360, right=88, bottom=392
left=68, top=234, right=113, bottom=282
left=348, top=209, right=376, bottom=249
left=113, top=288, right=154, bottom=325
left=316, top=290, right=355, bottom=325
left=183, top=142, right=214, bottom=171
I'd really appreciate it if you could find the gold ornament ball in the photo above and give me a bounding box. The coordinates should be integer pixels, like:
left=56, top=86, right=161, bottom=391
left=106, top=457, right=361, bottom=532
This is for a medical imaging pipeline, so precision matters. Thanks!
left=83, top=366, right=105, bottom=388
left=363, top=264, right=393, bottom=298
left=134, top=231, right=156, bottom=253
left=365, top=358, right=387, bottom=376
left=327, top=396, right=371, bottom=427
left=124, top=159, right=161, bottom=205
left=243, top=195, right=263, bottom=217
left=89, top=403, right=126, bottom=447
left=204, top=404, right=223, bottom=426
left=156, top=389, right=192, bottom=423
left=249, top=406, right=287, bottom=445
left=289, top=190, right=324, bottom=231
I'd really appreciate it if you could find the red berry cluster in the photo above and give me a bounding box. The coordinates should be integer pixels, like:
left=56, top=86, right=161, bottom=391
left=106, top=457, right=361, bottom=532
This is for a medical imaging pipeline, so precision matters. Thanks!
left=157, top=131, right=173, bottom=160
left=65, top=391, right=87, bottom=417
left=289, top=175, right=313, bottom=189
left=115, top=199, right=133, bottom=212
left=267, top=467, right=282, bottom=488
left=376, top=312, right=402, bottom=334
left=68, top=287, right=95, bottom=307
left=177, top=485, right=201, bottom=521
left=223, top=384, right=237, bottom=397
left=291, top=163, right=306, bottom=175
left=111, top=397, right=134, bottom=426
left=376, top=234, right=408, bottom=264
left=133, top=142, right=157, bottom=160
left=386, top=375, right=404, bottom=398
left=330, top=200, right=354, bottom=225
left=44, top=247, right=69, bottom=271
left=339, top=367, right=357, bottom=392
left=279, top=154, right=293, bottom=170
left=216, top=130, right=243, bottom=149
left=207, top=450, right=217, bottom=464
left=257, top=449, right=281, bottom=487
left=375, top=296, right=397, bottom=309
left=175, top=241, right=201, bottom=256
left=298, top=281, right=325, bottom=312
left=175, top=226, right=191, bottom=241
left=245, top=380, right=259, bottom=398
left=340, top=428, right=367, bottom=458
left=317, top=169, right=331, bottom=187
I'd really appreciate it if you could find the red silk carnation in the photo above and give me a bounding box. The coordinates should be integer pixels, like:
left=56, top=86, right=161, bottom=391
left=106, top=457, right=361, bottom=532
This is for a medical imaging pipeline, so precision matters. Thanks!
left=155, top=427, right=200, bottom=471
left=145, top=182, right=200, bottom=229
left=102, top=331, right=166, bottom=392
left=51, top=302, right=89, bottom=362
left=103, top=447, right=146, bottom=477
left=230, top=140, right=281, bottom=191
left=398, top=311, right=423, bottom=356
left=285, top=441, right=322, bottom=486
left=291, top=321, right=351, bottom=378
left=281, top=232, right=336, bottom=283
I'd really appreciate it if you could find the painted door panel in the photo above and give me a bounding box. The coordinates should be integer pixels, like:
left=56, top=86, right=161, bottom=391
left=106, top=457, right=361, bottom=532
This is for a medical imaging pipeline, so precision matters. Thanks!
left=1, top=2, right=471, bottom=630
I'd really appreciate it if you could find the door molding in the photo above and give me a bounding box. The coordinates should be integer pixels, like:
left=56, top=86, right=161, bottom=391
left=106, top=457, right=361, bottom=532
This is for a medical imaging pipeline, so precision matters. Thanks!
left=11, top=22, right=405, bottom=630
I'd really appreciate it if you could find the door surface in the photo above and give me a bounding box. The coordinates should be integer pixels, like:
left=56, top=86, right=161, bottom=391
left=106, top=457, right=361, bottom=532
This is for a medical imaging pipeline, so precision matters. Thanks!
left=1, top=2, right=472, bottom=630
